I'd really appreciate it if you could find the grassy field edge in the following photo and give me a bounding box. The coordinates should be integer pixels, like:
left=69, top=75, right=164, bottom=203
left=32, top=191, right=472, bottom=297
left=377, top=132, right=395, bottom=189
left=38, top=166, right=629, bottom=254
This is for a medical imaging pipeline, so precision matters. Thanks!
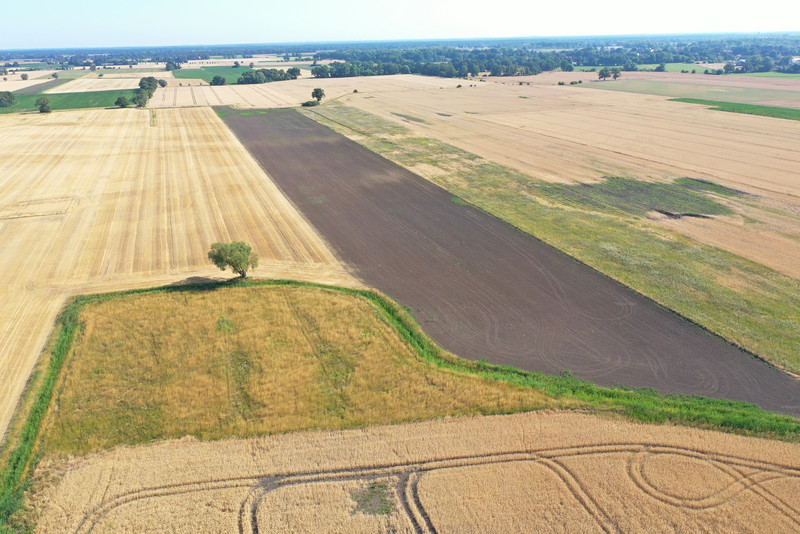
left=1, top=278, right=798, bottom=531
left=669, top=98, right=800, bottom=120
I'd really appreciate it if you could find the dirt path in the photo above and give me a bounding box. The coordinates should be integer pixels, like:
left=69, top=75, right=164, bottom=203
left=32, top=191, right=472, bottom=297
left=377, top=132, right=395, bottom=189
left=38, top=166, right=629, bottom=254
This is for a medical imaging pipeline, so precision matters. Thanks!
left=221, top=108, right=799, bottom=416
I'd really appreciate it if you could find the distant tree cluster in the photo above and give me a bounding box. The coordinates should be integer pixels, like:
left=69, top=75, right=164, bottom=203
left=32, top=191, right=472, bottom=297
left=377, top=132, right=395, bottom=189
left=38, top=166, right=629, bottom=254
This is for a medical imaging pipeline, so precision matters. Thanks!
left=165, top=60, right=182, bottom=71
left=210, top=75, right=226, bottom=85
left=237, top=68, right=298, bottom=85
left=130, top=76, right=159, bottom=107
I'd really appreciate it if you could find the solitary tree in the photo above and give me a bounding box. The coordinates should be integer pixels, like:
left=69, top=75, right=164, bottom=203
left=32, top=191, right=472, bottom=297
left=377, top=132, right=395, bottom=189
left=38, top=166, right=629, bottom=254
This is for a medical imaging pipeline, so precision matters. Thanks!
left=598, top=67, right=611, bottom=81
left=0, top=91, right=15, bottom=107
left=20, top=73, right=28, bottom=80
left=311, top=87, right=325, bottom=102
left=611, top=67, right=621, bottom=80
left=208, top=241, right=259, bottom=278
left=35, top=97, right=51, bottom=113
left=210, top=75, right=226, bottom=86
left=115, top=96, right=130, bottom=108
left=157, top=79, right=168, bottom=87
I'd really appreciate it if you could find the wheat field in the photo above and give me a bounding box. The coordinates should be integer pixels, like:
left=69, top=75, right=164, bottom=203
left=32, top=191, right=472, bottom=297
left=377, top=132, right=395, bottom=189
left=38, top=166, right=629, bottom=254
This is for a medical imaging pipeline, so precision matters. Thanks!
left=34, top=411, right=800, bottom=533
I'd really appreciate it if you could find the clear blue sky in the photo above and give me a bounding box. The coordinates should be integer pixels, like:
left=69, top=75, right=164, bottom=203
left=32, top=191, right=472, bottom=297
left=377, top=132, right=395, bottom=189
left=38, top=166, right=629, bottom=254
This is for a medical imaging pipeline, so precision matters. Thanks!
left=2, top=0, right=799, bottom=50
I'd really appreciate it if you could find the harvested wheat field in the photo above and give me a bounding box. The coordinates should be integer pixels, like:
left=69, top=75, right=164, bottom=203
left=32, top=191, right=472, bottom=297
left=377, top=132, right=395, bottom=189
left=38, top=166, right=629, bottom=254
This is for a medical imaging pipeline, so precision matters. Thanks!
left=45, top=72, right=174, bottom=94
left=0, top=107, right=353, bottom=440
left=34, top=411, right=800, bottom=533
left=149, top=73, right=463, bottom=108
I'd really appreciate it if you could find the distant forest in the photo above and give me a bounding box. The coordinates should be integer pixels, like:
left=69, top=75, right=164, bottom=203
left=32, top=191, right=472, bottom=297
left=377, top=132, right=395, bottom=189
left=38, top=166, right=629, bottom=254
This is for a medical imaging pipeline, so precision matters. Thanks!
left=3, top=34, right=800, bottom=78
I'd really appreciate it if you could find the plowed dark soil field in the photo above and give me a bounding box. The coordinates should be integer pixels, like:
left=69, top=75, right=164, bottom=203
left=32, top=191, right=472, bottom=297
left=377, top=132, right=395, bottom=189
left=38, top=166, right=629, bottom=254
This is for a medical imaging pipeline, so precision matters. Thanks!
left=221, top=108, right=799, bottom=417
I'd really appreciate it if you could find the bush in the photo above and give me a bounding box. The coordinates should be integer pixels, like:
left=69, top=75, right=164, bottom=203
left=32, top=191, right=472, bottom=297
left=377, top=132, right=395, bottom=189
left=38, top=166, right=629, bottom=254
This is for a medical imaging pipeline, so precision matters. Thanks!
left=301, top=100, right=320, bottom=107
left=0, top=91, right=15, bottom=107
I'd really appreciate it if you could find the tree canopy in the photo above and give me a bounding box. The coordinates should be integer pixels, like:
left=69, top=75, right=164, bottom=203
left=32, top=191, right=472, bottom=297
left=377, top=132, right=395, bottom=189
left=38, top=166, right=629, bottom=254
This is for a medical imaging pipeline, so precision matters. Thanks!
left=311, top=87, right=325, bottom=102
left=35, top=97, right=51, bottom=113
left=208, top=242, right=259, bottom=278
left=0, top=91, right=15, bottom=107
left=210, top=75, right=226, bottom=86
left=115, top=96, right=130, bottom=108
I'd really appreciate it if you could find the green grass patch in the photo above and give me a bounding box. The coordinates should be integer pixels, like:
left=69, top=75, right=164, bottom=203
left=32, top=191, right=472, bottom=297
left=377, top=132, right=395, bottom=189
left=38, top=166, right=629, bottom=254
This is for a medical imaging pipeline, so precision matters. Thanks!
left=352, top=482, right=393, bottom=515
left=302, top=103, right=800, bottom=375
left=673, top=178, right=744, bottom=197
left=0, top=89, right=138, bottom=114
left=538, top=176, right=733, bottom=217
left=390, top=112, right=428, bottom=124
left=171, top=66, right=255, bottom=84
left=669, top=98, right=800, bottom=121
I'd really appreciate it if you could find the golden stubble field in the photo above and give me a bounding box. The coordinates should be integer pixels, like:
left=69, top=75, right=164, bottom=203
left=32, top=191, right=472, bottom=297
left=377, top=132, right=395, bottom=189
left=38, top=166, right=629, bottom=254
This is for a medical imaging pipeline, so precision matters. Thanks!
left=0, top=107, right=355, bottom=441
left=34, top=411, right=800, bottom=533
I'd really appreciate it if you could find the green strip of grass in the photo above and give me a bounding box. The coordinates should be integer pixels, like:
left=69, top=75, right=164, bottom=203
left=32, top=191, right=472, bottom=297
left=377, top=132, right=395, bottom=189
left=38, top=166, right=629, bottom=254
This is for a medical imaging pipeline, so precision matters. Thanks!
left=0, top=89, right=138, bottom=114
left=670, top=98, right=800, bottom=121
left=2, top=278, right=798, bottom=532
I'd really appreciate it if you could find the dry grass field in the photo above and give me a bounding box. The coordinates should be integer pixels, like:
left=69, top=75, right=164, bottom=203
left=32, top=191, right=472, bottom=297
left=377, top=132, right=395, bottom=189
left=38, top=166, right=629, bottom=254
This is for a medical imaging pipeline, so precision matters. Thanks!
left=0, top=107, right=354, bottom=441
left=149, top=73, right=463, bottom=108
left=34, top=411, right=800, bottom=533
left=40, top=284, right=550, bottom=456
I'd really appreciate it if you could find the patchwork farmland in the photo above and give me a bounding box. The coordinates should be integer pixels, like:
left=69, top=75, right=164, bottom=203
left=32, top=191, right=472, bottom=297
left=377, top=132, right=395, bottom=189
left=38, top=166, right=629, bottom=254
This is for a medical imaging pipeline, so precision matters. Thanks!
left=0, top=60, right=799, bottom=533
left=220, top=107, right=800, bottom=416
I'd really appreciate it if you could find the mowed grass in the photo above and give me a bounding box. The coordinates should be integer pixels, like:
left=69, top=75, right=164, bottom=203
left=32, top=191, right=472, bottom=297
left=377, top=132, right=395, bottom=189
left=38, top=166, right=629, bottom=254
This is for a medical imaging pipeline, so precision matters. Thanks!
left=171, top=66, right=255, bottom=84
left=669, top=98, right=800, bottom=121
left=0, top=89, right=138, bottom=114
left=301, top=103, right=800, bottom=374
left=41, top=284, right=555, bottom=456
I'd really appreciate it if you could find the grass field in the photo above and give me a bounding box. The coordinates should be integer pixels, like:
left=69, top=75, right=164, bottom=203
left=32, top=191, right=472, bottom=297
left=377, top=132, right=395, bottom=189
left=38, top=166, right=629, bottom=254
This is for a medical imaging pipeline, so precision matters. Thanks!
left=301, top=103, right=800, bottom=375
left=0, top=89, right=138, bottom=113
left=171, top=66, right=255, bottom=84
left=670, top=98, right=800, bottom=120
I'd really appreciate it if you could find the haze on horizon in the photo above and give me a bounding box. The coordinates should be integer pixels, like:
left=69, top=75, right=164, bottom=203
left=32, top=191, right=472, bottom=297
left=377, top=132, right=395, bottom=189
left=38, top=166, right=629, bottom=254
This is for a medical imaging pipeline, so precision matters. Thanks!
left=2, top=0, right=799, bottom=50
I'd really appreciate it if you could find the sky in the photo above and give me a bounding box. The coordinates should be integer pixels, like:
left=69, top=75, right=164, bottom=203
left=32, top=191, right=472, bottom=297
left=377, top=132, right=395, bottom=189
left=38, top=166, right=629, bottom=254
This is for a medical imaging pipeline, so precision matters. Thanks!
left=2, top=0, right=799, bottom=50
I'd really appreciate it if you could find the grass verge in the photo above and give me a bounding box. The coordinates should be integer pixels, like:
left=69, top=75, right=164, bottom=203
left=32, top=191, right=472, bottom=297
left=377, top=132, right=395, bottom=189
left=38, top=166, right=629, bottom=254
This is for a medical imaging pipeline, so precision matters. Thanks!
left=669, top=98, right=800, bottom=121
left=301, top=103, right=800, bottom=374
left=1, top=279, right=798, bottom=532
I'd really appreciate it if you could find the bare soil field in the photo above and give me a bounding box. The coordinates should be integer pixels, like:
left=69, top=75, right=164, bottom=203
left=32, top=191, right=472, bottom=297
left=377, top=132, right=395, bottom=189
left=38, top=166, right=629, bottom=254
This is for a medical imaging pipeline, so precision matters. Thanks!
left=0, top=107, right=353, bottom=441
left=149, top=73, right=463, bottom=108
left=332, top=82, right=800, bottom=279
left=220, top=108, right=800, bottom=416
left=34, top=411, right=800, bottom=533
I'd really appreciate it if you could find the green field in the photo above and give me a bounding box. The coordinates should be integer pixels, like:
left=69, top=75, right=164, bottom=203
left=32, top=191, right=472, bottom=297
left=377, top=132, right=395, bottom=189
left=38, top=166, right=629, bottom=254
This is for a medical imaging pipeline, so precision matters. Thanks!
left=171, top=65, right=255, bottom=84
left=582, top=79, right=800, bottom=106
left=302, top=103, right=800, bottom=376
left=670, top=98, right=800, bottom=121
left=0, top=89, right=138, bottom=114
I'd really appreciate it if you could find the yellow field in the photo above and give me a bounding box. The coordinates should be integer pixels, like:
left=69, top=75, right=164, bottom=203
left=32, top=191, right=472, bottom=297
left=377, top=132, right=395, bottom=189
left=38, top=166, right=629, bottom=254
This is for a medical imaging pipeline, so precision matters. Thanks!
left=45, top=72, right=174, bottom=94
left=34, top=411, right=800, bottom=533
left=0, top=107, right=354, bottom=441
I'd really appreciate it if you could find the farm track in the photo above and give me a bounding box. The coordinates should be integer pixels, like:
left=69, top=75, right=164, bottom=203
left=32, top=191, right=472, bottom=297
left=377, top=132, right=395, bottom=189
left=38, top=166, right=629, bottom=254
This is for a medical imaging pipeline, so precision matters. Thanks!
left=37, top=411, right=800, bottom=533
left=0, top=107, right=354, bottom=441
left=221, top=108, right=800, bottom=416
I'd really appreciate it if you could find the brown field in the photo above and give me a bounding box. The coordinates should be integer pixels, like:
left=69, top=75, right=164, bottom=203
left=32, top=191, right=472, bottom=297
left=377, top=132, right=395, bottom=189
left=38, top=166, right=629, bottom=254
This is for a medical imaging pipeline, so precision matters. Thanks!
left=0, top=107, right=354, bottom=441
left=45, top=72, right=174, bottom=94
left=220, top=108, right=800, bottom=415
left=34, top=411, right=800, bottom=533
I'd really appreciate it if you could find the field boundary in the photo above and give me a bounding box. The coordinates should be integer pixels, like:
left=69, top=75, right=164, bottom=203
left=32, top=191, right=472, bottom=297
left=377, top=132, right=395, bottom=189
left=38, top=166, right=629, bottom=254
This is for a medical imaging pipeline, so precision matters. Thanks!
left=1, top=279, right=798, bottom=531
